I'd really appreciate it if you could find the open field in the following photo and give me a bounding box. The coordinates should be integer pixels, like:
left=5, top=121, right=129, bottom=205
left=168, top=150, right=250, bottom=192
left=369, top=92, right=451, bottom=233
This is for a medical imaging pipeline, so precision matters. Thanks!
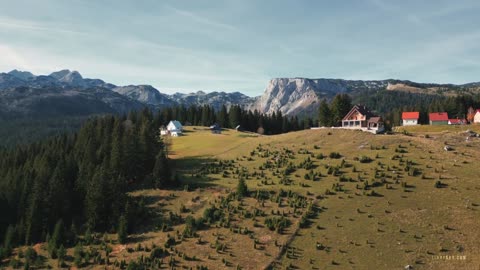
left=6, top=126, right=480, bottom=269
left=395, top=124, right=480, bottom=134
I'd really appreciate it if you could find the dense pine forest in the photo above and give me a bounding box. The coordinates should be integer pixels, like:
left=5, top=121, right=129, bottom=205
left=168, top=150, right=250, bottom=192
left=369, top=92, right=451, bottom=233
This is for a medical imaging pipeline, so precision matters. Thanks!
left=154, top=104, right=313, bottom=134
left=0, top=109, right=171, bottom=261
left=0, top=104, right=312, bottom=147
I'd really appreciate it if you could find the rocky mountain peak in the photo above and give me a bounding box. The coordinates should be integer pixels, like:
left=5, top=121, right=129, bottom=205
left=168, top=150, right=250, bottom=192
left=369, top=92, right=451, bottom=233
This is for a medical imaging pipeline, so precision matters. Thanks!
left=8, top=70, right=36, bottom=81
left=49, top=70, right=84, bottom=86
left=49, top=69, right=73, bottom=79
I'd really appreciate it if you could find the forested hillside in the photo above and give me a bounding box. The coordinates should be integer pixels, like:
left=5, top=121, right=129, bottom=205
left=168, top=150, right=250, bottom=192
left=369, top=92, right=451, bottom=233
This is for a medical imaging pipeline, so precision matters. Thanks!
left=0, top=108, right=173, bottom=261
left=0, top=103, right=313, bottom=147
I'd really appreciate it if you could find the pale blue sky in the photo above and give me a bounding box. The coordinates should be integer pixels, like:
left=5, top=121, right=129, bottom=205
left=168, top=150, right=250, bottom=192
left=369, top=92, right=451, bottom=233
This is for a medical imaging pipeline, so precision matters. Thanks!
left=1, top=0, right=479, bottom=96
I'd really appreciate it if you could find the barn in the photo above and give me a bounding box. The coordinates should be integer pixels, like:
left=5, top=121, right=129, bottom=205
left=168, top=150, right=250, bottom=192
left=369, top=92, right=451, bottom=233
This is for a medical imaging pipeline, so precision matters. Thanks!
left=429, top=113, right=449, bottom=125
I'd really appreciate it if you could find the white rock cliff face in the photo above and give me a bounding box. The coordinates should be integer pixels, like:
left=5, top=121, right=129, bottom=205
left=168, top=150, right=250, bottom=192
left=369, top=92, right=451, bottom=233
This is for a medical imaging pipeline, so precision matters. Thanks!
left=113, top=85, right=173, bottom=106
left=250, top=78, right=321, bottom=115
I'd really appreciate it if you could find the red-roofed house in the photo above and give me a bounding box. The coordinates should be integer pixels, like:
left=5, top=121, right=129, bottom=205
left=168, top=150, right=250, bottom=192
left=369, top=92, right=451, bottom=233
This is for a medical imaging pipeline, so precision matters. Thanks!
left=448, top=119, right=466, bottom=125
left=474, top=109, right=480, bottom=124
left=402, top=112, right=419, bottom=126
left=429, top=112, right=449, bottom=125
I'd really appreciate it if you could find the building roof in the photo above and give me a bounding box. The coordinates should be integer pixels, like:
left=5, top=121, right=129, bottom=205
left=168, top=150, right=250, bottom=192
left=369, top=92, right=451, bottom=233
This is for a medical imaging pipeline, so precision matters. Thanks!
left=402, top=112, right=419, bottom=120
left=342, top=105, right=376, bottom=121
left=167, top=120, right=183, bottom=130
left=429, top=112, right=449, bottom=121
left=448, top=119, right=466, bottom=124
left=368, top=117, right=383, bottom=123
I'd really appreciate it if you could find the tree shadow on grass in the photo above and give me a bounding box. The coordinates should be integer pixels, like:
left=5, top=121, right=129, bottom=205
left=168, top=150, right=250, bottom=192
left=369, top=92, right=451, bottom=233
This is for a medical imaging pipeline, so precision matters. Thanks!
left=128, top=234, right=155, bottom=244
left=172, top=156, right=222, bottom=189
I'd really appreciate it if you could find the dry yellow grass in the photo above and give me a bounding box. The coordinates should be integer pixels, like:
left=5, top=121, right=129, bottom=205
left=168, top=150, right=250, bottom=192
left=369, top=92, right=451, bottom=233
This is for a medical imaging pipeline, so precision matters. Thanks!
left=11, top=126, right=480, bottom=269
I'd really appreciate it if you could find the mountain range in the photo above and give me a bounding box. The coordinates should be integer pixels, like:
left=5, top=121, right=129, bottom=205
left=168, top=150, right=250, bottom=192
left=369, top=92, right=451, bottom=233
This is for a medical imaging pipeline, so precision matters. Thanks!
left=0, top=69, right=254, bottom=119
left=1, top=69, right=480, bottom=120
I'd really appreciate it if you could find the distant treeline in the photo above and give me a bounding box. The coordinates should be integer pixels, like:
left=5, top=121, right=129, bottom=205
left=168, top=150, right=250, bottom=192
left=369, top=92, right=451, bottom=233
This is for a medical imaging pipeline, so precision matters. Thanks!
left=355, top=91, right=480, bottom=126
left=154, top=104, right=315, bottom=134
left=0, top=117, right=88, bottom=148
left=0, top=109, right=173, bottom=259
left=318, top=91, right=480, bottom=128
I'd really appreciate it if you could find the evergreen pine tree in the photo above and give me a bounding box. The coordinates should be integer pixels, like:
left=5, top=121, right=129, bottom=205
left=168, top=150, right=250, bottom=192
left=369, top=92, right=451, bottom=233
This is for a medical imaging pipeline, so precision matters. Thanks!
left=236, top=178, right=248, bottom=199
left=318, top=99, right=333, bottom=126
left=118, top=215, right=128, bottom=244
left=152, top=150, right=171, bottom=188
left=57, top=245, right=66, bottom=267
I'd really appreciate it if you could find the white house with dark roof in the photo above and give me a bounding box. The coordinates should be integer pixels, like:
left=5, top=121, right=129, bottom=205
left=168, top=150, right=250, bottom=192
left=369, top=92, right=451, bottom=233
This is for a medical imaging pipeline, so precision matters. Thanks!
left=167, top=120, right=183, bottom=136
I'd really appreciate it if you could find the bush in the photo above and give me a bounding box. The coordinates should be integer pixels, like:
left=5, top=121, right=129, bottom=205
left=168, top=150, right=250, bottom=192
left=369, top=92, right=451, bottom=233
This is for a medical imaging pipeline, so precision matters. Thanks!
left=264, top=217, right=291, bottom=233
left=164, top=236, right=176, bottom=248
left=359, top=156, right=373, bottom=163
left=183, top=215, right=203, bottom=237
left=25, top=246, right=37, bottom=265
left=329, top=152, right=342, bottom=159
left=203, top=206, right=223, bottom=224
left=150, top=247, right=168, bottom=259
left=435, top=181, right=447, bottom=188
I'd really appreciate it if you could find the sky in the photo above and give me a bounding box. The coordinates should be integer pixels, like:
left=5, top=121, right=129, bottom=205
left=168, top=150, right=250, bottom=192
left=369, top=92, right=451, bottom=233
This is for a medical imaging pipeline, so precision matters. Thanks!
left=1, top=0, right=479, bottom=96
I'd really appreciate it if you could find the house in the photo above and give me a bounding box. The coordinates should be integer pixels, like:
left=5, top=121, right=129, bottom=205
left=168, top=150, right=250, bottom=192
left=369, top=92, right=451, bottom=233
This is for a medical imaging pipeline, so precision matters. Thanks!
left=474, top=110, right=480, bottom=124
left=160, top=126, right=168, bottom=136
left=448, top=118, right=466, bottom=125
left=210, top=123, right=222, bottom=134
left=341, top=105, right=384, bottom=134
left=429, top=112, right=449, bottom=125
left=402, top=112, right=419, bottom=126
left=167, top=120, right=183, bottom=137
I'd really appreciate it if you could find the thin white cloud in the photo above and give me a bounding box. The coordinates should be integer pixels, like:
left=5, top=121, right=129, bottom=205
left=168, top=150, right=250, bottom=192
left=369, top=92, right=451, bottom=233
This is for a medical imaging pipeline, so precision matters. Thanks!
left=0, top=16, right=85, bottom=35
left=368, top=0, right=398, bottom=12
left=165, top=5, right=237, bottom=31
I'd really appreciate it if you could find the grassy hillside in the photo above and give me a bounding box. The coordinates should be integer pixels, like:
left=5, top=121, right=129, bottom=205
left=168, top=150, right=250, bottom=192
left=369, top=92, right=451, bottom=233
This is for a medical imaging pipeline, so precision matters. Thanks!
left=5, top=126, right=480, bottom=269
left=172, top=127, right=480, bottom=269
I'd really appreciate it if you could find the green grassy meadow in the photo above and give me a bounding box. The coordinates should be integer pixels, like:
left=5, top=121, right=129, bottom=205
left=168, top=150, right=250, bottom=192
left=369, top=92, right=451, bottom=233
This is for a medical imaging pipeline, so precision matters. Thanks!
left=163, top=126, right=480, bottom=269
left=7, top=125, right=480, bottom=269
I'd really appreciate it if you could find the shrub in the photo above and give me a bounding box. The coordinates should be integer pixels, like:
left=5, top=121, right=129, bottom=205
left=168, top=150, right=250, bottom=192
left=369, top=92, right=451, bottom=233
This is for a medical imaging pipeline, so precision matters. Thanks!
left=164, top=236, right=176, bottom=248
left=264, top=216, right=291, bottom=233
left=25, top=247, right=37, bottom=265
left=150, top=247, right=168, bottom=259
left=359, top=156, right=373, bottom=163
left=329, top=152, right=342, bottom=159
left=435, top=181, right=446, bottom=188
